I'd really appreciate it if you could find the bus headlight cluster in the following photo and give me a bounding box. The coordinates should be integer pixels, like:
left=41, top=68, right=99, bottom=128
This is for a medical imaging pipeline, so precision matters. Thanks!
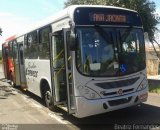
left=77, top=85, right=101, bottom=99
left=137, top=79, right=148, bottom=91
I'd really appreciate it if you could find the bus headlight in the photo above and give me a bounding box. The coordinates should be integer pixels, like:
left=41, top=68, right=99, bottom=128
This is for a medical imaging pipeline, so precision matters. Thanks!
left=77, top=85, right=101, bottom=99
left=137, top=79, right=148, bottom=91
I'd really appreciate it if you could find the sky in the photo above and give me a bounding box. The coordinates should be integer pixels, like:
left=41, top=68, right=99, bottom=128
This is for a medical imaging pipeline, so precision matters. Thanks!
left=0, top=0, right=66, bottom=48
left=0, top=0, right=160, bottom=49
left=155, top=0, right=160, bottom=14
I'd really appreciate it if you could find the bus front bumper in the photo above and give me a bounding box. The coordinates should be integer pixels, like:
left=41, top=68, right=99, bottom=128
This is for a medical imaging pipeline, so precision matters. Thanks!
left=74, top=88, right=148, bottom=118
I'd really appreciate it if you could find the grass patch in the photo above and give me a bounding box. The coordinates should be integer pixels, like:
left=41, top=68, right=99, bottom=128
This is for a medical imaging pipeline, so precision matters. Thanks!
left=149, top=85, right=160, bottom=94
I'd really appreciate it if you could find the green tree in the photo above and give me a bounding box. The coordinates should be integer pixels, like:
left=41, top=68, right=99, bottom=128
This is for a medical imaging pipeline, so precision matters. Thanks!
left=0, top=28, right=2, bottom=36
left=64, top=0, right=159, bottom=42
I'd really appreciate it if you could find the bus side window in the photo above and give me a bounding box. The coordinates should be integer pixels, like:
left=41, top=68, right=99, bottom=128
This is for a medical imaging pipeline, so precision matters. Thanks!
left=8, top=41, right=13, bottom=59
left=27, top=31, right=38, bottom=59
left=5, top=48, right=9, bottom=58
left=24, top=35, right=28, bottom=59
left=13, top=41, right=17, bottom=59
left=39, top=26, right=51, bottom=59
left=19, top=44, right=24, bottom=65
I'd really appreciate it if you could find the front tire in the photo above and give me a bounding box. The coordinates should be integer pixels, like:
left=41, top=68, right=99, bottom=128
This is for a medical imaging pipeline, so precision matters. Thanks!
left=44, top=84, right=57, bottom=111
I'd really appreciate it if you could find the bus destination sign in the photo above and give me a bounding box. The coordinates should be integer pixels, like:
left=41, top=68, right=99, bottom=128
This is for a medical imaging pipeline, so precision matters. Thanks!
left=74, top=7, right=142, bottom=26
left=90, top=13, right=127, bottom=23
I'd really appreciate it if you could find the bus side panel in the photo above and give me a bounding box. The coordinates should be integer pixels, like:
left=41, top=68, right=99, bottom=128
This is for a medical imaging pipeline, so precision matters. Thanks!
left=25, top=59, right=51, bottom=97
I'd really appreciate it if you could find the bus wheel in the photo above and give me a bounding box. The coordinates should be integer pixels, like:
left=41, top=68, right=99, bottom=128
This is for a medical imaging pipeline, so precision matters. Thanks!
left=44, top=89, right=56, bottom=111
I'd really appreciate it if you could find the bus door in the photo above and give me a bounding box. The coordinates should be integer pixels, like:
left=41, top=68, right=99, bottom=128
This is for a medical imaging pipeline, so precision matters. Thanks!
left=18, top=43, right=26, bottom=88
left=2, top=45, right=8, bottom=79
left=13, top=41, right=21, bottom=86
left=50, top=29, right=76, bottom=114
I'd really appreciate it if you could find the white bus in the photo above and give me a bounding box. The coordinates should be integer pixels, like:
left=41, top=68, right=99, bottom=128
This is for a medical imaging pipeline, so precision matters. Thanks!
left=6, top=5, right=148, bottom=118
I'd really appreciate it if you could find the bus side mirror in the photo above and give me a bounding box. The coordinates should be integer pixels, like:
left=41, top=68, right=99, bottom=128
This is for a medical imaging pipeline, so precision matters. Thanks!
left=67, top=31, right=76, bottom=51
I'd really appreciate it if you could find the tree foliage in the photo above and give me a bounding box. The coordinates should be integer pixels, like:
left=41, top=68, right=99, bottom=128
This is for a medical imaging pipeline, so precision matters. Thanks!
left=64, top=0, right=159, bottom=42
left=0, top=28, right=2, bottom=36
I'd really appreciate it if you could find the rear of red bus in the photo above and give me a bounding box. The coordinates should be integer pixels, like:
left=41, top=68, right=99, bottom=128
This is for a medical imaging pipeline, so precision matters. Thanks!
left=2, top=35, right=16, bottom=82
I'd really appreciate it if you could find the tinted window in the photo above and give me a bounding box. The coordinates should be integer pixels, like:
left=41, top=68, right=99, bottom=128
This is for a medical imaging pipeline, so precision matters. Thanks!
left=26, top=31, right=38, bottom=59
left=13, top=41, right=18, bottom=59
left=8, top=41, right=13, bottom=58
left=76, top=27, right=145, bottom=77
left=39, top=26, right=51, bottom=59
left=19, top=44, right=24, bottom=64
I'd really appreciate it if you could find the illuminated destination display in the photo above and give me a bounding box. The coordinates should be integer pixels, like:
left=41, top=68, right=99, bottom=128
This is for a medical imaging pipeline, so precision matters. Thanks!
left=91, top=13, right=127, bottom=23
left=74, top=7, right=142, bottom=26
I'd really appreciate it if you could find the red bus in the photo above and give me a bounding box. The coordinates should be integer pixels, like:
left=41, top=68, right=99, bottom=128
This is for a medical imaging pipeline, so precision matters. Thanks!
left=2, top=35, right=16, bottom=84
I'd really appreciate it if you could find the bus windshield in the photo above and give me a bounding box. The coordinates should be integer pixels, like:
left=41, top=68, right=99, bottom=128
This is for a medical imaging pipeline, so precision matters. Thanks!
left=76, top=27, right=146, bottom=77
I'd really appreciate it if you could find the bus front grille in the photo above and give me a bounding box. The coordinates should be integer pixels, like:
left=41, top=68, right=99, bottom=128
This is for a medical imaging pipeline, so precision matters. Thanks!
left=95, top=77, right=139, bottom=89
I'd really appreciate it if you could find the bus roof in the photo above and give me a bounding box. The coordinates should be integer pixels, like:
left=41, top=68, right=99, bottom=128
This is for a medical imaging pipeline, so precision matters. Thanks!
left=16, top=5, right=137, bottom=38
left=1, top=35, right=16, bottom=46
left=5, top=35, right=16, bottom=42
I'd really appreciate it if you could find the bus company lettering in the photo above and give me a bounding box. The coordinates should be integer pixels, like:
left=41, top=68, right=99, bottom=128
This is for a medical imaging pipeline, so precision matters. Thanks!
left=26, top=68, right=38, bottom=78
left=91, top=13, right=126, bottom=23
left=28, top=62, right=36, bottom=68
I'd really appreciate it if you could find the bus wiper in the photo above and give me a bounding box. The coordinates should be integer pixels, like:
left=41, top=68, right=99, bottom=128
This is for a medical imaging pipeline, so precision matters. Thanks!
left=121, top=26, right=133, bottom=41
left=94, top=25, right=117, bottom=61
left=94, top=25, right=113, bottom=45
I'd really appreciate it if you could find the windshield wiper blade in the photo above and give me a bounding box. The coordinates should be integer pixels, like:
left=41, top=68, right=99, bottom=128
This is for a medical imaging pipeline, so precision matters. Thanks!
left=94, top=25, right=113, bottom=45
left=121, top=26, right=133, bottom=41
